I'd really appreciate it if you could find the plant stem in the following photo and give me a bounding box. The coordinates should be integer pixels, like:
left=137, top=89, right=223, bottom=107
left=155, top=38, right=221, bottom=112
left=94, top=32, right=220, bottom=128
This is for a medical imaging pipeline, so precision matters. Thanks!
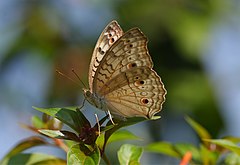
left=54, top=139, right=69, bottom=152
left=102, top=153, right=111, bottom=165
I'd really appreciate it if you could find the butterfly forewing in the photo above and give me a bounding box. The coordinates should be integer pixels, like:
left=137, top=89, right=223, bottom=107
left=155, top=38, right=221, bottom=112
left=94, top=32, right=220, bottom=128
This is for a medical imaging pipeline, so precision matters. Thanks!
left=89, top=21, right=123, bottom=92
left=92, top=28, right=153, bottom=95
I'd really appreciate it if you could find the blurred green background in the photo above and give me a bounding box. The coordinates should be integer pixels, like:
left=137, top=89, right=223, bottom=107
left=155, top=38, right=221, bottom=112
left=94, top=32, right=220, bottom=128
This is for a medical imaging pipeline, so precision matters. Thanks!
left=1, top=0, right=240, bottom=164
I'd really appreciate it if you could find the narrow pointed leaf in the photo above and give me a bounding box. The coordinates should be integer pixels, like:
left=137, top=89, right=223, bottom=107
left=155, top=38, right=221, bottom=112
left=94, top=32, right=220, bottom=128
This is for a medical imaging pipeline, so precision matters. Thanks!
left=39, top=129, right=79, bottom=141
left=223, top=136, right=240, bottom=143
left=185, top=116, right=211, bottom=140
left=204, top=139, right=240, bottom=155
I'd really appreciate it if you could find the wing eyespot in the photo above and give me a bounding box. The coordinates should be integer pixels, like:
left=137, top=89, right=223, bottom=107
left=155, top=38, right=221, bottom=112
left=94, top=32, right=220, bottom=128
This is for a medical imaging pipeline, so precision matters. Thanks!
left=135, top=80, right=145, bottom=86
left=127, top=63, right=137, bottom=69
left=141, top=98, right=149, bottom=104
left=109, top=38, right=115, bottom=44
left=108, top=33, right=112, bottom=38
left=97, top=47, right=105, bottom=55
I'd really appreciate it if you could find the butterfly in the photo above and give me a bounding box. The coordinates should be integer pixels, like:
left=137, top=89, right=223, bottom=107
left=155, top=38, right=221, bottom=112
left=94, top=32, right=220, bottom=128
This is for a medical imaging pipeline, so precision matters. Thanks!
left=83, top=20, right=166, bottom=119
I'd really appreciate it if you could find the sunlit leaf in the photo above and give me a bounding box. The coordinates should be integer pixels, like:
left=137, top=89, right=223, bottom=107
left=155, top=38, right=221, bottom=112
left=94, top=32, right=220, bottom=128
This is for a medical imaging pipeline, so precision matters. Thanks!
left=174, top=143, right=201, bottom=162
left=118, top=144, right=143, bottom=165
left=47, top=118, right=63, bottom=130
left=145, top=142, right=180, bottom=158
left=31, top=116, right=44, bottom=129
left=224, top=152, right=240, bottom=165
left=67, top=143, right=100, bottom=165
left=185, top=116, right=211, bottom=142
left=95, top=133, right=104, bottom=151
left=223, top=136, right=240, bottom=143
left=204, top=139, right=240, bottom=155
left=150, top=116, right=161, bottom=120
left=39, top=129, right=79, bottom=141
left=1, top=153, right=66, bottom=165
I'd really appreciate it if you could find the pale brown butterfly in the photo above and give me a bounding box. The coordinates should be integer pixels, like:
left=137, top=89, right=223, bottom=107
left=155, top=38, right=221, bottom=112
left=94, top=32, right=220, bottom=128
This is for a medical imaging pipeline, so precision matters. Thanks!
left=83, top=20, right=166, bottom=119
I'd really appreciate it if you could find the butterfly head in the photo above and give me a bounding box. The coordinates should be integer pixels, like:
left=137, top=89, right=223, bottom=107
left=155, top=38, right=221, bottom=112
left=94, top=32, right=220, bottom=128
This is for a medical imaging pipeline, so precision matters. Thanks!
left=83, top=88, right=105, bottom=110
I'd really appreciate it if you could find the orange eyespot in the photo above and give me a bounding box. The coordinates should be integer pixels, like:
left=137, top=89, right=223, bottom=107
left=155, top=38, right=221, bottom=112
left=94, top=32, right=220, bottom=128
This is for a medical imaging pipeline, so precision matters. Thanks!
left=141, top=98, right=149, bottom=104
left=109, top=37, right=115, bottom=44
left=135, top=80, right=145, bottom=86
left=127, top=63, right=137, bottom=69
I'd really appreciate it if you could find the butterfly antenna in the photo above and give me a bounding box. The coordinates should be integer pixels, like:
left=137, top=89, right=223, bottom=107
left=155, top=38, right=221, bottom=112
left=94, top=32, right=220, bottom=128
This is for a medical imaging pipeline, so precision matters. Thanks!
left=56, top=69, right=82, bottom=88
left=71, top=68, right=87, bottom=89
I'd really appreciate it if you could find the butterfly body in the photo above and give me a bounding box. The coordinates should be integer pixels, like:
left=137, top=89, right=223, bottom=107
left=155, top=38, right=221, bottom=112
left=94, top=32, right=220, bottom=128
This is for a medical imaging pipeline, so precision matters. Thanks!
left=84, top=20, right=166, bottom=119
left=83, top=88, right=107, bottom=111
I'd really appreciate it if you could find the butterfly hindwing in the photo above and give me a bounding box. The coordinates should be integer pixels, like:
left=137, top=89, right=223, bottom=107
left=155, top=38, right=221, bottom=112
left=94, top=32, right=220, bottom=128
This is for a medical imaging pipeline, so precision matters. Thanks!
left=103, top=67, right=165, bottom=118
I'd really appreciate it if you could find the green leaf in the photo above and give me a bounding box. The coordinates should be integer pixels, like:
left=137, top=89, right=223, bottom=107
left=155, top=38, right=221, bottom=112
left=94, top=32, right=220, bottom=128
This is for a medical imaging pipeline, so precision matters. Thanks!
left=185, top=116, right=211, bottom=141
left=118, top=144, right=143, bottom=165
left=200, top=144, right=218, bottom=165
left=174, top=143, right=201, bottom=162
left=108, top=130, right=142, bottom=144
left=64, top=140, right=78, bottom=148
left=96, top=130, right=141, bottom=155
left=150, top=116, right=161, bottom=120
left=95, top=133, right=105, bottom=150
left=33, top=107, right=90, bottom=133
left=204, top=139, right=240, bottom=155
left=223, top=136, right=240, bottom=143
left=39, top=129, right=79, bottom=141
left=224, top=152, right=240, bottom=165
left=1, top=153, right=66, bottom=165
left=31, top=116, right=44, bottom=129
left=67, top=143, right=100, bottom=165
left=145, top=142, right=180, bottom=158
left=104, top=117, right=147, bottom=150
left=2, top=136, right=48, bottom=159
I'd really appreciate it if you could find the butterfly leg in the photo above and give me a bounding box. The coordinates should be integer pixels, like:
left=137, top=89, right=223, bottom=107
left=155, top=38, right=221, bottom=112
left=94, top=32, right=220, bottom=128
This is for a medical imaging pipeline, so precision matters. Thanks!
left=107, top=110, right=116, bottom=125
left=94, top=114, right=101, bottom=136
left=79, top=98, right=86, bottom=110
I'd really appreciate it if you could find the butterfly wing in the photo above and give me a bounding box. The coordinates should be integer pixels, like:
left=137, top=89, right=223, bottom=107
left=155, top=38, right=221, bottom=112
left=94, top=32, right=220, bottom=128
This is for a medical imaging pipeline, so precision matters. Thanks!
left=105, top=67, right=165, bottom=118
left=89, top=20, right=123, bottom=92
left=92, top=27, right=166, bottom=118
